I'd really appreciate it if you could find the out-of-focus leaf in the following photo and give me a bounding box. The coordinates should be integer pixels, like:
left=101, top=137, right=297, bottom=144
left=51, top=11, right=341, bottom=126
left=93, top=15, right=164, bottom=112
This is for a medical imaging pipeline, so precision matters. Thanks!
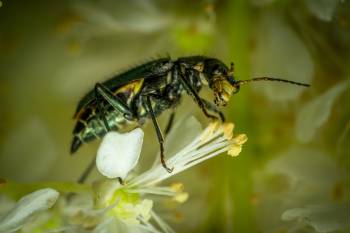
left=282, top=203, right=350, bottom=232
left=295, top=80, right=350, bottom=143
left=251, top=13, right=314, bottom=102
left=305, top=0, right=344, bottom=22
left=0, top=188, right=59, bottom=233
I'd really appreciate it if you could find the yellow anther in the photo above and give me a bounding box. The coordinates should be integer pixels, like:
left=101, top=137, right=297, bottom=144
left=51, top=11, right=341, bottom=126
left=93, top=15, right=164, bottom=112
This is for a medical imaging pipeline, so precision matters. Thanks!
left=227, top=134, right=248, bottom=157
left=170, top=182, right=184, bottom=192
left=235, top=134, right=248, bottom=145
left=173, top=192, right=189, bottom=203
left=228, top=145, right=242, bottom=157
left=223, top=122, right=235, bottom=140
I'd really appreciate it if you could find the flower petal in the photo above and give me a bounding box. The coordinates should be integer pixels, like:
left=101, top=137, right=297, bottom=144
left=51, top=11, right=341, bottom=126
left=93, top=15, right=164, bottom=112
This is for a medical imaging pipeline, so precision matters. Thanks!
left=0, top=188, right=59, bottom=233
left=96, top=129, right=144, bottom=179
left=282, top=203, right=350, bottom=232
left=164, top=116, right=202, bottom=159
left=251, top=13, right=314, bottom=102
left=295, top=80, right=350, bottom=143
left=305, top=0, right=344, bottom=21
left=267, top=147, right=345, bottom=186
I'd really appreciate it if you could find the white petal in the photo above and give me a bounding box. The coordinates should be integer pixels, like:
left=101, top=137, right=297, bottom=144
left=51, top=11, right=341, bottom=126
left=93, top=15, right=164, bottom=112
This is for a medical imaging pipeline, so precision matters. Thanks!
left=305, top=0, right=343, bottom=21
left=164, top=116, right=202, bottom=159
left=267, top=147, right=345, bottom=186
left=295, top=80, right=350, bottom=143
left=282, top=204, right=350, bottom=232
left=93, top=217, right=116, bottom=233
left=0, top=188, right=59, bottom=233
left=251, top=13, right=313, bottom=102
left=96, top=129, right=144, bottom=179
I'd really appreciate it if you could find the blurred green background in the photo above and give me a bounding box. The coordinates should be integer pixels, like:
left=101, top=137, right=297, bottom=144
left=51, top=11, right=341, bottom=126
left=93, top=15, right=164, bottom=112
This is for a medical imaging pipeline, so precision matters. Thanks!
left=1, top=0, right=350, bottom=232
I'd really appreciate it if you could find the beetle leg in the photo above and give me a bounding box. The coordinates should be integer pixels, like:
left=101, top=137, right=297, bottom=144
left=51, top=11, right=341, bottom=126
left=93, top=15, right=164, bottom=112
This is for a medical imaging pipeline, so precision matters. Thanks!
left=176, top=67, right=218, bottom=120
left=144, top=96, right=173, bottom=173
left=164, top=111, right=175, bottom=136
left=201, top=98, right=225, bottom=122
left=95, top=83, right=134, bottom=131
left=77, top=155, right=96, bottom=183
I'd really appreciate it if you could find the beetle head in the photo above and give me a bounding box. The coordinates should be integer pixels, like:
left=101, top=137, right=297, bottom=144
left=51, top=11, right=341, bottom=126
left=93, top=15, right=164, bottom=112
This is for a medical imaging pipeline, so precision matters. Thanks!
left=203, top=59, right=239, bottom=107
left=202, top=58, right=310, bottom=107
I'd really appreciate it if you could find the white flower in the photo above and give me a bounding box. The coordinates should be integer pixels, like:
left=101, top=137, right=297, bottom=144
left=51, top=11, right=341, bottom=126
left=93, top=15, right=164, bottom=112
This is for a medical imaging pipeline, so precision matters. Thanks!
left=253, top=146, right=350, bottom=233
left=96, top=128, right=144, bottom=179
left=251, top=12, right=314, bottom=102
left=0, top=188, right=59, bottom=233
left=0, top=118, right=247, bottom=233
left=125, top=120, right=247, bottom=188
left=282, top=204, right=350, bottom=233
left=295, top=80, right=350, bottom=143
left=73, top=117, right=247, bottom=233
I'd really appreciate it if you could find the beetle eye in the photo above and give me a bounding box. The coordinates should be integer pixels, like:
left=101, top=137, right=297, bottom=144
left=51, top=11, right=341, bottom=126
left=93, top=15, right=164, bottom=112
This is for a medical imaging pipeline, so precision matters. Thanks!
left=213, top=69, right=221, bottom=75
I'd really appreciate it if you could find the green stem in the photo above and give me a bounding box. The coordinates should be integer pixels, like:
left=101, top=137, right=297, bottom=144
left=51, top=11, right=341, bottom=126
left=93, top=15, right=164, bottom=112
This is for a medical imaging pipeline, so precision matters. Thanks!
left=224, top=0, right=256, bottom=232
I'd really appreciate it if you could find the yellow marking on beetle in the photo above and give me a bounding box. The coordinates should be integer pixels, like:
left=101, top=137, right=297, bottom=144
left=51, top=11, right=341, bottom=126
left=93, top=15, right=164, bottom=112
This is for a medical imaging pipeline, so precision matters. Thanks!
left=114, top=79, right=144, bottom=98
left=74, top=108, right=85, bottom=119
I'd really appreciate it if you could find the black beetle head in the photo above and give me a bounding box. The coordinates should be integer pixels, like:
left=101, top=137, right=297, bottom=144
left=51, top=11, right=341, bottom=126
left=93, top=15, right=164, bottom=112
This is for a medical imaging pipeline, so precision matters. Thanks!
left=203, top=59, right=239, bottom=106
left=200, top=58, right=310, bottom=107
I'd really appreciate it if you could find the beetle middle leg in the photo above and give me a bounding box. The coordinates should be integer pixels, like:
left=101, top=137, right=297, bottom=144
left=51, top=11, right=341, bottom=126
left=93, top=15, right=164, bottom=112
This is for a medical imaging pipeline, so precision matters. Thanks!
left=94, top=83, right=134, bottom=131
left=144, top=96, right=173, bottom=173
left=164, top=111, right=175, bottom=136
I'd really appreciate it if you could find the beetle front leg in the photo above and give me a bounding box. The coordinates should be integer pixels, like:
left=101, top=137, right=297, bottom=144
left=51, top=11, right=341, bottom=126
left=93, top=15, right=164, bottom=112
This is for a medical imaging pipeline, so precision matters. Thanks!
left=176, top=67, right=218, bottom=120
left=144, top=96, right=173, bottom=173
left=201, top=98, right=225, bottom=122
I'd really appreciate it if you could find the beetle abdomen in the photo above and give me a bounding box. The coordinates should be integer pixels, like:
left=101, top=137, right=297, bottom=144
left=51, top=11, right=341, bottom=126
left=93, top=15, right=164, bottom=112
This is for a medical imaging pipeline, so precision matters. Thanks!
left=71, top=107, right=140, bottom=154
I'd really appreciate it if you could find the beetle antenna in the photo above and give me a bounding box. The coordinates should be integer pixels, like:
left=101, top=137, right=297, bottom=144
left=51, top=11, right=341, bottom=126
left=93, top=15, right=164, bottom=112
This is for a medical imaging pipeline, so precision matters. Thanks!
left=234, top=77, right=310, bottom=88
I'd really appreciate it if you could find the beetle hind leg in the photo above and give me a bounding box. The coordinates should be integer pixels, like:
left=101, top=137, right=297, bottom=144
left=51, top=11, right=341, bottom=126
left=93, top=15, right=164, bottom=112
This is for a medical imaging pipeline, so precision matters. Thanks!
left=94, top=82, right=134, bottom=132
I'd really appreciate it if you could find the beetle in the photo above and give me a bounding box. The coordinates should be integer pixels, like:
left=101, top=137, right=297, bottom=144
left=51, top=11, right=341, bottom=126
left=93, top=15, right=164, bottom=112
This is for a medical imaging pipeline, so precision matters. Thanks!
left=71, top=56, right=309, bottom=173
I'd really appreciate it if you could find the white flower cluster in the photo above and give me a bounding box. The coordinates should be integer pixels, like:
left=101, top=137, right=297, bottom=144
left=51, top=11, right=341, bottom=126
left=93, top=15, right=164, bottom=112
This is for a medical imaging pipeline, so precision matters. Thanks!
left=0, top=118, right=247, bottom=233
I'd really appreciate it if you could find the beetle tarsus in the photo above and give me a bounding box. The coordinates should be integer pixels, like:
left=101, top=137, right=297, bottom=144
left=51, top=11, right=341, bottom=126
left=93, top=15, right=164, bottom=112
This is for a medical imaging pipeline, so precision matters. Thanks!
left=118, top=177, right=125, bottom=185
left=160, top=143, right=174, bottom=173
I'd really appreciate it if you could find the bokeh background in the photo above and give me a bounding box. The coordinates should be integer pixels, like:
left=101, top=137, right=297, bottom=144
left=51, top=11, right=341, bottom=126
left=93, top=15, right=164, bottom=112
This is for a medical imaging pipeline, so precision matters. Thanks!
left=1, top=0, right=350, bottom=232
